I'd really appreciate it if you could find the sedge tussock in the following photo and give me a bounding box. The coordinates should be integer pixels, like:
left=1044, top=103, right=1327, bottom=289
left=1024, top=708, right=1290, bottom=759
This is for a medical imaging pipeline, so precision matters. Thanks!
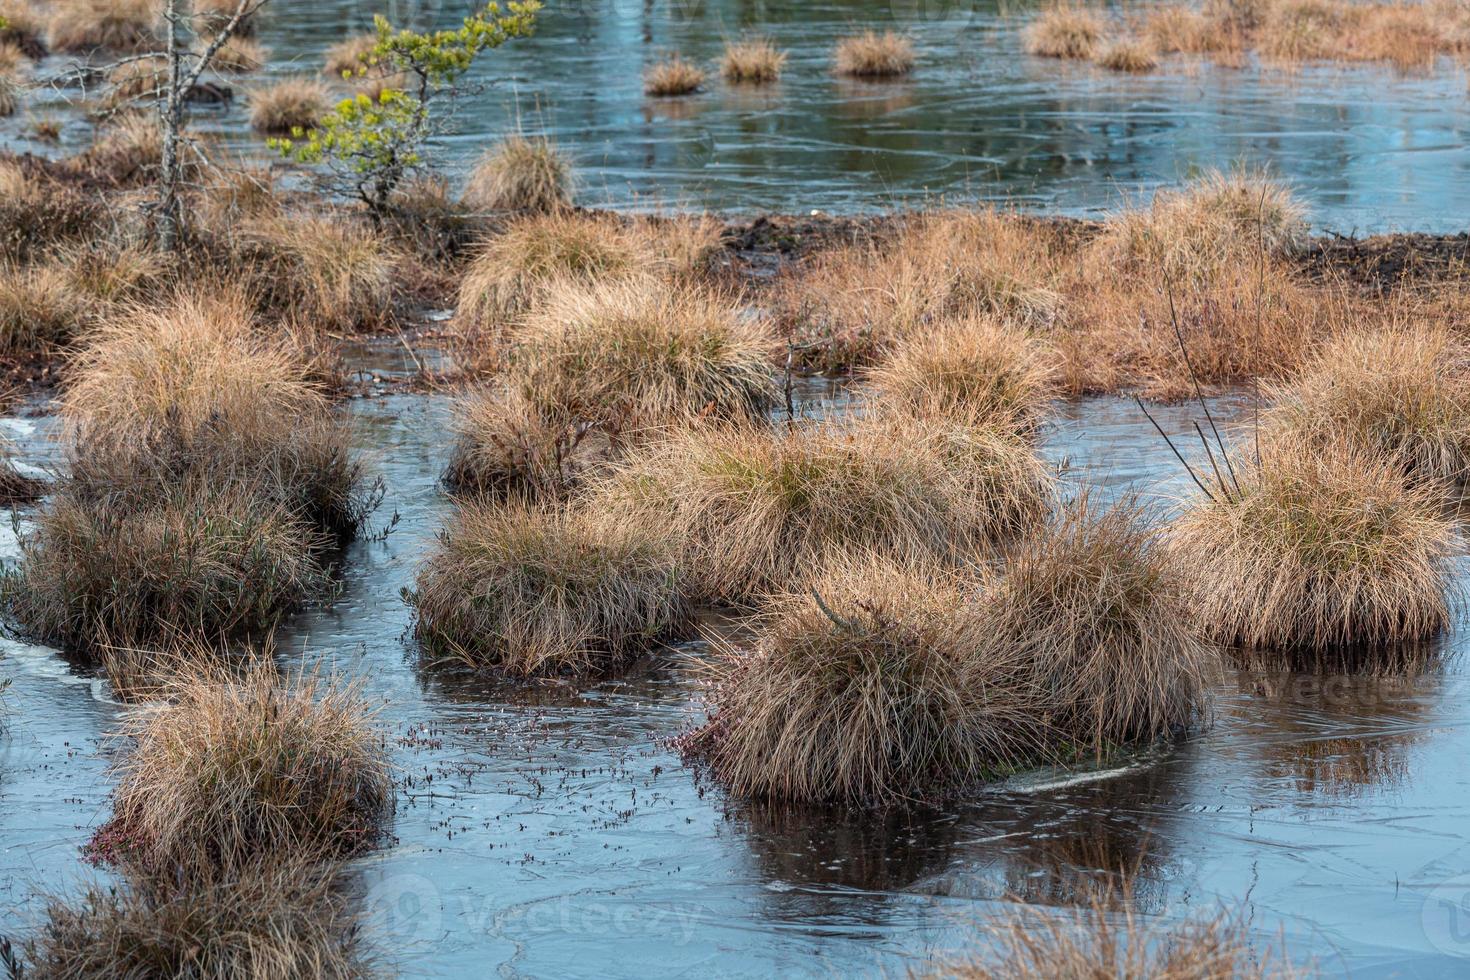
left=411, top=499, right=687, bottom=676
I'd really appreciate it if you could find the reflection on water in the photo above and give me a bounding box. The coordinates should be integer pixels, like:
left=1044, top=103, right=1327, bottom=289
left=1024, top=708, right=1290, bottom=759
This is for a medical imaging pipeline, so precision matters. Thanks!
left=4, top=385, right=1470, bottom=975
left=5, top=1, right=1470, bottom=229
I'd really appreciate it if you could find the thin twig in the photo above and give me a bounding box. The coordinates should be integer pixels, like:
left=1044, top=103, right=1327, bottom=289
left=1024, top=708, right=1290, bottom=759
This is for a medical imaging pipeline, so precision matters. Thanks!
left=1136, top=396, right=1218, bottom=505
left=1163, top=274, right=1240, bottom=496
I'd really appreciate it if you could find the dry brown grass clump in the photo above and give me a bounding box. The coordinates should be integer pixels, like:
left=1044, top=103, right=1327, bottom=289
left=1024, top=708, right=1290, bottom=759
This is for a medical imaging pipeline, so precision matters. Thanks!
left=248, top=78, right=330, bottom=134
left=1261, top=323, right=1470, bottom=485
left=1169, top=442, right=1458, bottom=650
left=722, top=36, right=787, bottom=83
left=47, top=0, right=159, bottom=53
left=448, top=279, right=778, bottom=494
left=0, top=70, right=18, bottom=116
left=0, top=39, right=28, bottom=74
left=0, top=161, right=102, bottom=258
left=1094, top=38, right=1159, bottom=71
left=1089, top=168, right=1309, bottom=284
left=463, top=134, right=573, bottom=213
left=866, top=317, right=1057, bottom=431
left=98, top=665, right=390, bottom=874
left=0, top=0, right=47, bottom=58
left=645, top=53, right=705, bottom=95
left=984, top=496, right=1216, bottom=747
left=2, top=478, right=330, bottom=653
left=73, top=113, right=168, bottom=186
left=411, top=500, right=687, bottom=676
left=59, top=288, right=370, bottom=534
left=834, top=29, right=915, bottom=77
left=453, top=210, right=722, bottom=342
left=212, top=35, right=267, bottom=72
left=1145, top=5, right=1238, bottom=54
left=235, top=212, right=397, bottom=331
left=1024, top=4, right=1106, bottom=59
left=591, top=412, right=1053, bottom=602
left=1259, top=0, right=1344, bottom=61
left=937, top=900, right=1307, bottom=978
left=0, top=263, right=90, bottom=352
left=787, top=210, right=1063, bottom=371
left=104, top=54, right=167, bottom=105
left=679, top=556, right=1044, bottom=804
left=14, top=864, right=377, bottom=980
left=322, top=31, right=378, bottom=78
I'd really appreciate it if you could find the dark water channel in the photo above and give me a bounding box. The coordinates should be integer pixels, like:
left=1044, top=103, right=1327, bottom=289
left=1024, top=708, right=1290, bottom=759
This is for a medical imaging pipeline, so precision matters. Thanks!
left=5, top=0, right=1470, bottom=231
left=3, top=365, right=1470, bottom=976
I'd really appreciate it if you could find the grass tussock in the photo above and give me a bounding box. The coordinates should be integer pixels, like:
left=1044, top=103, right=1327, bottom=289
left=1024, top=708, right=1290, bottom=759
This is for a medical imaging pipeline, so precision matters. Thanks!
left=453, top=210, right=722, bottom=343
left=46, top=0, right=159, bottom=53
left=411, top=500, right=687, bottom=676
left=2, top=477, right=331, bottom=653
left=463, top=135, right=573, bottom=214
left=213, top=35, right=267, bottom=72
left=1094, top=38, right=1159, bottom=71
left=936, top=900, right=1306, bottom=979
left=1024, top=4, right=1106, bottom=59
left=590, top=412, right=1053, bottom=602
left=834, top=30, right=915, bottom=77
left=0, top=262, right=90, bottom=353
left=1261, top=322, right=1470, bottom=486
left=983, top=495, right=1216, bottom=748
left=645, top=54, right=705, bottom=95
left=322, top=32, right=378, bottom=78
left=75, top=113, right=170, bottom=187
left=678, top=556, right=1042, bottom=804
left=249, top=78, right=330, bottom=134
left=0, top=0, right=47, bottom=58
left=722, top=36, right=787, bottom=83
left=235, top=212, right=397, bottom=332
left=447, top=279, right=778, bottom=495
left=0, top=40, right=29, bottom=74
left=866, top=317, right=1056, bottom=431
left=786, top=209, right=1063, bottom=372
left=13, top=864, right=377, bottom=980
left=95, top=665, right=390, bottom=875
left=1169, top=441, right=1458, bottom=650
left=681, top=499, right=1214, bottom=805
left=1088, top=168, right=1309, bottom=284
left=0, top=71, right=18, bottom=117
left=0, top=162, right=102, bottom=259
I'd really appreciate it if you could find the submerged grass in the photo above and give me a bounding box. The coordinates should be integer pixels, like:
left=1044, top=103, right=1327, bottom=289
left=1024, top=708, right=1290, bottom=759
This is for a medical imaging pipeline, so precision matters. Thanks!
left=411, top=500, right=687, bottom=676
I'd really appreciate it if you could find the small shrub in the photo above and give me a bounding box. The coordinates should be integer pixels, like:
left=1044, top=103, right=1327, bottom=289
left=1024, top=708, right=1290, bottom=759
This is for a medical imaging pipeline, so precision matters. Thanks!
left=678, top=556, right=1043, bottom=804
left=645, top=53, right=705, bottom=95
left=463, top=134, right=572, bottom=213
left=46, top=0, right=159, bottom=53
left=411, top=500, right=686, bottom=676
left=866, top=317, right=1056, bottom=431
left=98, top=665, right=390, bottom=874
left=1168, top=442, right=1458, bottom=650
left=590, top=412, right=1053, bottom=602
left=1094, top=38, right=1159, bottom=71
left=834, top=29, right=915, bottom=77
left=13, top=864, right=375, bottom=980
left=721, top=37, right=787, bottom=83
left=1261, top=322, right=1470, bottom=486
left=1023, top=4, right=1106, bottom=59
left=249, top=78, right=331, bottom=134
